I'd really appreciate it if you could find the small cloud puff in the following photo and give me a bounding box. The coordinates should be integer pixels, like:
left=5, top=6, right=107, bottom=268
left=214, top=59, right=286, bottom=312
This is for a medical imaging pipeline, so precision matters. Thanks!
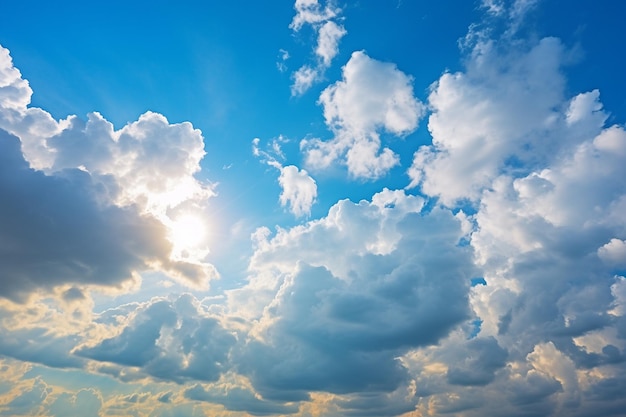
left=278, top=165, right=317, bottom=218
left=302, top=51, right=424, bottom=179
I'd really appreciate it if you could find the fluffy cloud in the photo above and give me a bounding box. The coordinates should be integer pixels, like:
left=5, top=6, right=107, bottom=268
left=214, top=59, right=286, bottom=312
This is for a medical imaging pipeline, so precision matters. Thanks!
left=399, top=6, right=626, bottom=415
left=0, top=44, right=217, bottom=297
left=277, top=165, right=317, bottom=217
left=76, top=294, right=236, bottom=384
left=289, top=0, right=339, bottom=31
left=407, top=36, right=571, bottom=205
left=291, top=65, right=319, bottom=96
left=47, top=111, right=212, bottom=216
left=232, top=188, right=474, bottom=409
left=302, top=51, right=425, bottom=179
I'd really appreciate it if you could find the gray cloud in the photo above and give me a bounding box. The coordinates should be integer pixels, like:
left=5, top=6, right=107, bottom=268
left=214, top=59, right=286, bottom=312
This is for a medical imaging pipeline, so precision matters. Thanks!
left=234, top=190, right=474, bottom=409
left=77, top=294, right=236, bottom=384
left=185, top=384, right=299, bottom=416
left=0, top=129, right=170, bottom=302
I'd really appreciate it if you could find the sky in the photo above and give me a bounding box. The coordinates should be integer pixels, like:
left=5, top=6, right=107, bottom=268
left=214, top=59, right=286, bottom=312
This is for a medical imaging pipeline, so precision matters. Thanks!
left=0, top=0, right=626, bottom=416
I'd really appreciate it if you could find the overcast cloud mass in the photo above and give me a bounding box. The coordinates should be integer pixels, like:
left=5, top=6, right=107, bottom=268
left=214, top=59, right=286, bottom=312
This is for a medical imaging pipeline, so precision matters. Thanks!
left=1, top=0, right=626, bottom=416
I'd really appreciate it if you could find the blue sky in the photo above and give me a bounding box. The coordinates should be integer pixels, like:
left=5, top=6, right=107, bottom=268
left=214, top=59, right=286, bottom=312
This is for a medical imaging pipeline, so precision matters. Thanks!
left=1, top=0, right=626, bottom=416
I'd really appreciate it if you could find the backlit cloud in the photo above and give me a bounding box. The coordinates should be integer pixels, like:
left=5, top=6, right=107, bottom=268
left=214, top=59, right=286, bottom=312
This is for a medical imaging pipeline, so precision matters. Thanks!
left=0, top=45, right=218, bottom=296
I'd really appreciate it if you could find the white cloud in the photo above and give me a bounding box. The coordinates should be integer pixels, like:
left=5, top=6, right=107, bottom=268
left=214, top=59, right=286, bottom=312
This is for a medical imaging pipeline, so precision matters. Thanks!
left=289, top=0, right=338, bottom=32
left=252, top=137, right=317, bottom=218
left=278, top=165, right=317, bottom=217
left=288, top=0, right=346, bottom=95
left=302, top=51, right=424, bottom=179
left=399, top=6, right=626, bottom=414
left=276, top=49, right=290, bottom=73
left=316, top=21, right=346, bottom=66
left=320, top=51, right=422, bottom=135
left=598, top=239, right=626, bottom=267
left=0, top=46, right=32, bottom=110
left=291, top=65, right=319, bottom=96
left=481, top=0, right=505, bottom=16
left=407, top=37, right=578, bottom=205
left=0, top=45, right=213, bottom=220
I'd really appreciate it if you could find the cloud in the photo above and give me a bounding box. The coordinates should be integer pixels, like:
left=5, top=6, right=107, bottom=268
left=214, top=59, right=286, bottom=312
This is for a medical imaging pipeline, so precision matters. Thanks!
left=315, top=21, right=347, bottom=67
left=47, top=111, right=213, bottom=217
left=289, top=0, right=346, bottom=95
left=291, top=65, right=319, bottom=97
left=232, top=188, right=474, bottom=409
left=0, top=130, right=171, bottom=301
left=76, top=294, right=236, bottom=384
left=277, top=165, right=317, bottom=217
left=0, top=378, right=50, bottom=416
left=302, top=51, right=425, bottom=179
left=445, top=337, right=508, bottom=386
left=290, top=0, right=338, bottom=31
left=0, top=44, right=218, bottom=294
left=398, top=5, right=626, bottom=415
left=185, top=384, right=299, bottom=416
left=253, top=137, right=317, bottom=218
left=48, top=389, right=102, bottom=417
left=407, top=36, right=571, bottom=205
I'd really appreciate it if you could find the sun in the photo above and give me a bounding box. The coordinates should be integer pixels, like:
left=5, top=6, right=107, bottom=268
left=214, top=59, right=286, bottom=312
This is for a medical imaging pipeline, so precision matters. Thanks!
left=168, top=213, right=208, bottom=255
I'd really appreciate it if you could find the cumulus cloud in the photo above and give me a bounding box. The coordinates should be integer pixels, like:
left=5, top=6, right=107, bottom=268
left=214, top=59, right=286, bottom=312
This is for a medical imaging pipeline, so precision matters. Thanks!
left=2, top=1, right=626, bottom=415
left=289, top=0, right=346, bottom=95
left=290, top=0, right=338, bottom=30
left=0, top=44, right=218, bottom=296
left=230, top=188, right=474, bottom=409
left=0, top=130, right=170, bottom=301
left=398, top=4, right=626, bottom=415
left=291, top=65, right=319, bottom=97
left=407, top=36, right=570, bottom=205
left=302, top=51, right=425, bottom=179
left=76, top=294, right=236, bottom=384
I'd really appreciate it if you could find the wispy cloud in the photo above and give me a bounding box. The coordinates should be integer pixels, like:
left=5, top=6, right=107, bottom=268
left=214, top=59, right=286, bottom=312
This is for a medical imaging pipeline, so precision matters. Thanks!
left=289, top=0, right=347, bottom=95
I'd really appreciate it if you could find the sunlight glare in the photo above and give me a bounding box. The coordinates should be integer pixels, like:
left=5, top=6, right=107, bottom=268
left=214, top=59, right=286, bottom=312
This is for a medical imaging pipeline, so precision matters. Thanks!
left=169, top=214, right=207, bottom=251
